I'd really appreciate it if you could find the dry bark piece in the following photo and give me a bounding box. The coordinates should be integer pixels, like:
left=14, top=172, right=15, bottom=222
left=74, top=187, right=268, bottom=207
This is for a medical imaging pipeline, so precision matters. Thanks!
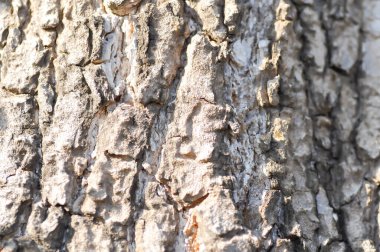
left=103, top=0, right=142, bottom=16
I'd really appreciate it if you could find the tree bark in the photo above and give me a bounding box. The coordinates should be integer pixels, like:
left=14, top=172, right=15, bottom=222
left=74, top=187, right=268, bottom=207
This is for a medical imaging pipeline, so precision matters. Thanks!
left=0, top=0, right=378, bottom=251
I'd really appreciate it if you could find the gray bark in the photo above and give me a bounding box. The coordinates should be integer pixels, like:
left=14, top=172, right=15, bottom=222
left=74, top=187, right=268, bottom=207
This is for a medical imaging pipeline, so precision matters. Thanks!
left=0, top=0, right=378, bottom=251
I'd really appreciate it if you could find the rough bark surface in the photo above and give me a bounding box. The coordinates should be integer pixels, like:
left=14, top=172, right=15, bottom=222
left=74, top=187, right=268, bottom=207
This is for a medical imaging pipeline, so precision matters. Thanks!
left=0, top=0, right=379, bottom=251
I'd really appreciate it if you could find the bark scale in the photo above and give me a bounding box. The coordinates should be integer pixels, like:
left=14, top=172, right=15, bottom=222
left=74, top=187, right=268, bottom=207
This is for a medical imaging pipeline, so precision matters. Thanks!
left=0, top=0, right=378, bottom=251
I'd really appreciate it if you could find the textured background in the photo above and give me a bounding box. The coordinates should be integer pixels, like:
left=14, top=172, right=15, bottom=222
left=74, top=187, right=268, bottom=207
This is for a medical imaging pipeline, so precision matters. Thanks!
left=0, top=0, right=379, bottom=251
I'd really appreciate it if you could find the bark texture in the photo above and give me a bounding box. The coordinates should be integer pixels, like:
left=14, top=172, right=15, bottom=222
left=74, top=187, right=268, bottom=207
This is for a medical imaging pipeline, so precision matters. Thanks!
left=0, top=0, right=379, bottom=251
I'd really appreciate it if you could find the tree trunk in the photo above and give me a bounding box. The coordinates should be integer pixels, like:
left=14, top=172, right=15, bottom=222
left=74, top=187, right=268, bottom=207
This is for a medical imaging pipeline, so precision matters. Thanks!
left=0, top=0, right=378, bottom=251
